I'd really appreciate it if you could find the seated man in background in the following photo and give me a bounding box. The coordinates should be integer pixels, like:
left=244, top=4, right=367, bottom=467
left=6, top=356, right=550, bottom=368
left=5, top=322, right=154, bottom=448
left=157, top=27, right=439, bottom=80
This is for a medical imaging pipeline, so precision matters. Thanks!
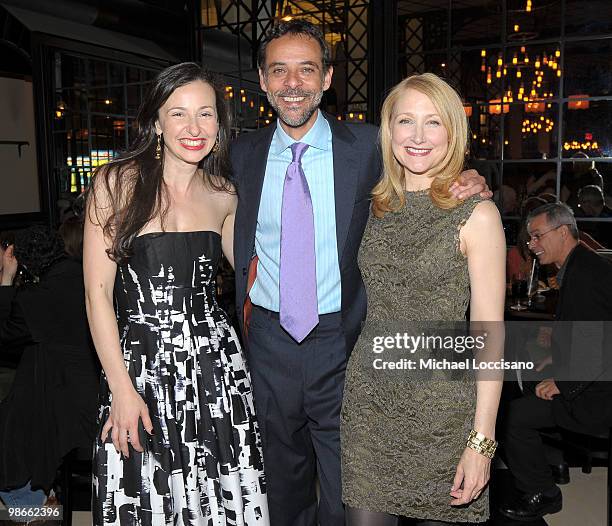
left=500, top=202, right=612, bottom=522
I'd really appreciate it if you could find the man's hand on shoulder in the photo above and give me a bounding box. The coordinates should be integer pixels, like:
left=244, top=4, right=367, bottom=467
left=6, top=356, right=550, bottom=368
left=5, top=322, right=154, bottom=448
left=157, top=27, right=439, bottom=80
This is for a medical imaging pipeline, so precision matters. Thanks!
left=450, top=169, right=492, bottom=200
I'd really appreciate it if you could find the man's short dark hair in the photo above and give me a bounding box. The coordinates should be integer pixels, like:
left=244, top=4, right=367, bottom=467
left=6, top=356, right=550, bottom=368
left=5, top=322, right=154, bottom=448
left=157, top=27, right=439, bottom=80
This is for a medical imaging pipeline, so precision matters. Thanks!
left=257, top=19, right=331, bottom=73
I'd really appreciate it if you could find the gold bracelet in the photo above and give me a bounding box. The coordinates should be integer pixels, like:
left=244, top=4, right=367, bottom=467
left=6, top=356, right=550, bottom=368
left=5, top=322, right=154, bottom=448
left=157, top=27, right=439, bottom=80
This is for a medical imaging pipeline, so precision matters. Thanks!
left=466, top=429, right=498, bottom=459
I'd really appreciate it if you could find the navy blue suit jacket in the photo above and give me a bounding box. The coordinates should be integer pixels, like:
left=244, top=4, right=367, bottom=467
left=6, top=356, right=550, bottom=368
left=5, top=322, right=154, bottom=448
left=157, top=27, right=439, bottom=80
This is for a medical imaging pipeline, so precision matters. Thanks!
left=230, top=113, right=381, bottom=354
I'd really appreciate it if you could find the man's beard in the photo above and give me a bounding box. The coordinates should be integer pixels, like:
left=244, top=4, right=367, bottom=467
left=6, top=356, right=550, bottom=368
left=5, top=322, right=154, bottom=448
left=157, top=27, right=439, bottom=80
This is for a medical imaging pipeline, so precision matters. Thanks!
left=267, top=88, right=324, bottom=128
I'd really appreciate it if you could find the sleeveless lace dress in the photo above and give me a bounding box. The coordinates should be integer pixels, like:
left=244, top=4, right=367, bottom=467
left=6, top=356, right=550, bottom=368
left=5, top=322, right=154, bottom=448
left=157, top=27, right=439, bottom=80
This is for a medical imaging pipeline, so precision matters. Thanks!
left=341, top=193, right=488, bottom=523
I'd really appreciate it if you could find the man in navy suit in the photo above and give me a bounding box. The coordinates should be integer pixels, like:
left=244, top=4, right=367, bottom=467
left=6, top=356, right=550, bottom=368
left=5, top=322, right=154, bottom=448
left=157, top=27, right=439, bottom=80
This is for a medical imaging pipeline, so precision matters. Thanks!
left=231, top=20, right=488, bottom=526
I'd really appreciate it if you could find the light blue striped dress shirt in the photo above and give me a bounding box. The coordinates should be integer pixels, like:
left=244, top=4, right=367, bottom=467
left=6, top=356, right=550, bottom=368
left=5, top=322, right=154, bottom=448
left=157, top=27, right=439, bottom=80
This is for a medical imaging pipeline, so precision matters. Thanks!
left=250, top=110, right=342, bottom=314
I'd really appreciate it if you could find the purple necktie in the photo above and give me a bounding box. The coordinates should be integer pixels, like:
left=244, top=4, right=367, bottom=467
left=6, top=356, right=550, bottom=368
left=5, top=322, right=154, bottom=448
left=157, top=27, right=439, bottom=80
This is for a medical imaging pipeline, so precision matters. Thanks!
left=279, top=142, right=319, bottom=343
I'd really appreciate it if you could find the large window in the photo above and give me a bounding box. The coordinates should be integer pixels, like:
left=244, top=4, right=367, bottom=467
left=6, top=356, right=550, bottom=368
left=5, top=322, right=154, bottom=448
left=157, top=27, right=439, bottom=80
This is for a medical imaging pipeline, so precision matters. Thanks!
left=197, top=0, right=369, bottom=130
left=396, top=0, right=612, bottom=247
left=50, top=52, right=160, bottom=198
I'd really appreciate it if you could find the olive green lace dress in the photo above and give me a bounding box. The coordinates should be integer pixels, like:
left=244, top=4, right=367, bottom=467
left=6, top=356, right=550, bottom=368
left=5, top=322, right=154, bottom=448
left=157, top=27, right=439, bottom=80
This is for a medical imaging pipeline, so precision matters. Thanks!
left=341, top=191, right=488, bottom=523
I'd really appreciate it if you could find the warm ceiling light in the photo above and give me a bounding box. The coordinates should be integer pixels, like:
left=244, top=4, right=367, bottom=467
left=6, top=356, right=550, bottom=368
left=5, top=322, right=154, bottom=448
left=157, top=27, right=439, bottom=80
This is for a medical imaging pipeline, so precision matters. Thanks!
left=568, top=95, right=590, bottom=110
left=281, top=5, right=293, bottom=21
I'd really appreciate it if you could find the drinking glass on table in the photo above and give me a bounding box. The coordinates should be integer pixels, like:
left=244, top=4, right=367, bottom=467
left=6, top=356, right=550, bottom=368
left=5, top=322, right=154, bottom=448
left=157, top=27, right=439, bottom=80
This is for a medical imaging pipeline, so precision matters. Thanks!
left=510, top=275, right=529, bottom=311
left=529, top=261, right=546, bottom=304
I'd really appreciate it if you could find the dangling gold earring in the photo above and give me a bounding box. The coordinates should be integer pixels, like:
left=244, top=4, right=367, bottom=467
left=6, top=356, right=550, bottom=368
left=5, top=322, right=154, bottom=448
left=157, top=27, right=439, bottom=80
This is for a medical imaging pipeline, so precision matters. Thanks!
left=155, top=134, right=162, bottom=160
left=211, top=136, right=219, bottom=154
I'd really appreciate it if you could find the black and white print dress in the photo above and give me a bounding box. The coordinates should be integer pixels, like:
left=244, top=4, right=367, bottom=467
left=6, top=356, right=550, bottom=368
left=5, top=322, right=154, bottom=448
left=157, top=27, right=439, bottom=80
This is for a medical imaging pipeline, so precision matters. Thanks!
left=93, top=231, right=269, bottom=526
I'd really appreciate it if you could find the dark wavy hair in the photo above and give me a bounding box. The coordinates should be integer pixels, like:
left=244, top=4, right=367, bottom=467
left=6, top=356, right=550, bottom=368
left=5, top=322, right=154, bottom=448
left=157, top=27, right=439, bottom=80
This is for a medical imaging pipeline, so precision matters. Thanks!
left=13, top=225, right=65, bottom=279
left=59, top=215, right=84, bottom=259
left=87, top=62, right=233, bottom=263
left=257, top=19, right=331, bottom=73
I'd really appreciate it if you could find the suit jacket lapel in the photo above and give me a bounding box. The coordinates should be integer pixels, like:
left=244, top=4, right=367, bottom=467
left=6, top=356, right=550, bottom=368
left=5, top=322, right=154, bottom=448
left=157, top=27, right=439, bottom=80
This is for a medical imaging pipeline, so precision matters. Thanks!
left=240, top=122, right=276, bottom=262
left=327, top=115, right=359, bottom=261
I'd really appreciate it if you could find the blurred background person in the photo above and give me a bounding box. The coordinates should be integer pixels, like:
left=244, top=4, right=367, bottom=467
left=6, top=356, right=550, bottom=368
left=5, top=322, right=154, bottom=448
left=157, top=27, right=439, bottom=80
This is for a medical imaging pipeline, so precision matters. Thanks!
left=507, top=196, right=547, bottom=283
left=577, top=185, right=612, bottom=218
left=576, top=185, right=612, bottom=248
left=561, top=152, right=604, bottom=208
left=0, top=224, right=99, bottom=508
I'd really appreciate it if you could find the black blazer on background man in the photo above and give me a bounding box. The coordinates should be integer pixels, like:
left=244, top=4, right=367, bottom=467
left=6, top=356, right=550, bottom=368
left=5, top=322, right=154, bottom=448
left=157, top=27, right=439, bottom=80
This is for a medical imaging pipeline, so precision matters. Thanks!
left=553, top=243, right=612, bottom=430
left=231, top=113, right=381, bottom=353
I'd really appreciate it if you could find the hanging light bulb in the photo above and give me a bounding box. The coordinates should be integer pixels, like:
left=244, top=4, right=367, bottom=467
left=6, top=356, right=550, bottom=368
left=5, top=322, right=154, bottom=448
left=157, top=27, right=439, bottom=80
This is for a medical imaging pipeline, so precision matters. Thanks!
left=535, top=56, right=541, bottom=68
left=512, top=53, right=518, bottom=65
left=497, top=55, right=503, bottom=66
left=481, top=49, right=487, bottom=57
left=516, top=69, right=522, bottom=78
left=555, top=49, right=561, bottom=57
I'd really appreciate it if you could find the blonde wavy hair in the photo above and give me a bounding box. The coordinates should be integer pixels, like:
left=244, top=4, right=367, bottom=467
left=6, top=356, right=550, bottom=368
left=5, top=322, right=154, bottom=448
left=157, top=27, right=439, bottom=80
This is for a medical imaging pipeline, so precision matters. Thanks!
left=372, top=73, right=469, bottom=217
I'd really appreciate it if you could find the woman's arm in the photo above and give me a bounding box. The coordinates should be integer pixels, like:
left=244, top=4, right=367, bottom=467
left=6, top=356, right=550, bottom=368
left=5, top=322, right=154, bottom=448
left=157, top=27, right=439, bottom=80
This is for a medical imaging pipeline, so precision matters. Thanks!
left=83, top=175, right=152, bottom=457
left=451, top=200, right=506, bottom=505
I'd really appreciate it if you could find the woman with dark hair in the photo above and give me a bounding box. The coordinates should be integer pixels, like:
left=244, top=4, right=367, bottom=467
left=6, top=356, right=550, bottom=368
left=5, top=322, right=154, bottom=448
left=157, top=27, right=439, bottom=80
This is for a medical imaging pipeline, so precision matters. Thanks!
left=0, top=225, right=100, bottom=509
left=59, top=215, right=85, bottom=260
left=84, top=63, right=268, bottom=525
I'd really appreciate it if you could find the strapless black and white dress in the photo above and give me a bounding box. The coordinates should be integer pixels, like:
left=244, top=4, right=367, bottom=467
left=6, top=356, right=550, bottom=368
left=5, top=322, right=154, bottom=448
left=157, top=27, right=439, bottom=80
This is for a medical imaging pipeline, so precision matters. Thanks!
left=93, top=231, right=269, bottom=526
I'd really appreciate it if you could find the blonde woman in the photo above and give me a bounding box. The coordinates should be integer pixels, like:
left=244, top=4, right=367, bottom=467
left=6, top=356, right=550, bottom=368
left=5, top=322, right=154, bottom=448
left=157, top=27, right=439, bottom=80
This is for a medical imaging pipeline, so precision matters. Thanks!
left=341, top=73, right=506, bottom=525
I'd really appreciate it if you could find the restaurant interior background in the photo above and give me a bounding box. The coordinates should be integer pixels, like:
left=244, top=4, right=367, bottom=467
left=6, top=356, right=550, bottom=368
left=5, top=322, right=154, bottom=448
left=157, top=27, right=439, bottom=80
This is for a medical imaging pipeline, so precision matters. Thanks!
left=0, top=0, right=610, bottom=249
left=0, top=1, right=611, bottom=525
